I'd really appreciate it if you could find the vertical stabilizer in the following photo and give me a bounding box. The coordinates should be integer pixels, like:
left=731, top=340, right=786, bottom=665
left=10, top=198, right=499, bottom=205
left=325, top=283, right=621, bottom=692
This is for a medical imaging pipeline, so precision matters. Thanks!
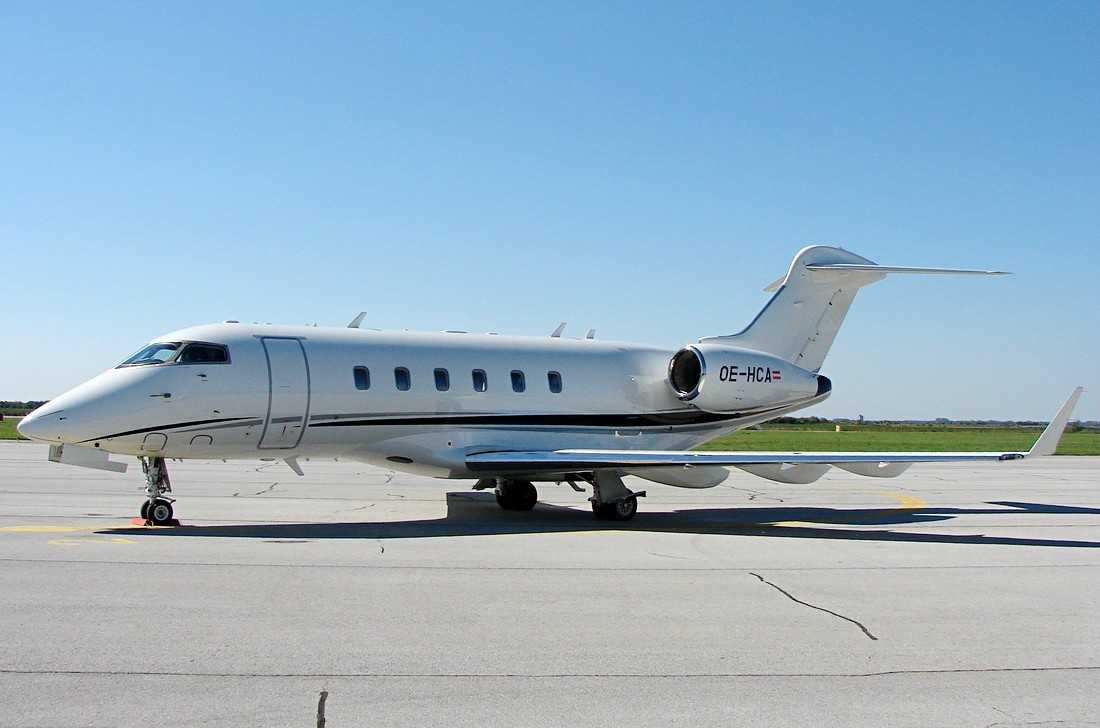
left=703, top=247, right=885, bottom=372
left=702, top=246, right=1005, bottom=373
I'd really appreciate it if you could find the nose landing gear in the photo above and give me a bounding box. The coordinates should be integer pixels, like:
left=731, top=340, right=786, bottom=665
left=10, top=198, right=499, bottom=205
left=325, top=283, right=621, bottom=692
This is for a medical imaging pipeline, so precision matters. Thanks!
left=139, top=456, right=177, bottom=526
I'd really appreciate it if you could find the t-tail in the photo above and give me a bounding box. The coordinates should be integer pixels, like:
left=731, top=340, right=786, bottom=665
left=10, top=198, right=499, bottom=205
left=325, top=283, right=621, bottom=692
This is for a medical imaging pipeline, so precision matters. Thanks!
left=701, top=245, right=1008, bottom=373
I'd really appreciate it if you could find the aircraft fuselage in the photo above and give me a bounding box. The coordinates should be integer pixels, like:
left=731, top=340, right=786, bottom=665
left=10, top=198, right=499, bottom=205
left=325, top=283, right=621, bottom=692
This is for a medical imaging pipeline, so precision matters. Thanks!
left=20, top=322, right=824, bottom=479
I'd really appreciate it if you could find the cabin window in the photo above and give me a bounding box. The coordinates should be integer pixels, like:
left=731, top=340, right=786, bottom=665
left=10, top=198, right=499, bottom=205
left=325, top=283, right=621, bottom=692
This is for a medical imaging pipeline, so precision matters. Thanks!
left=394, top=367, right=411, bottom=391
left=511, top=370, right=526, bottom=393
left=353, top=366, right=370, bottom=390
left=548, top=371, right=562, bottom=393
left=178, top=343, right=230, bottom=364
left=472, top=369, right=487, bottom=392
left=434, top=368, right=450, bottom=392
left=118, top=342, right=180, bottom=367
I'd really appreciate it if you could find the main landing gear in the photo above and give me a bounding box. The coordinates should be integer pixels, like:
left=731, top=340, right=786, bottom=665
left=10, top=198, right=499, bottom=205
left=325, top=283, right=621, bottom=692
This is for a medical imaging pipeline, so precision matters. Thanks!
left=476, top=478, right=539, bottom=511
left=587, top=471, right=644, bottom=522
left=140, top=456, right=176, bottom=526
left=474, top=473, right=644, bottom=521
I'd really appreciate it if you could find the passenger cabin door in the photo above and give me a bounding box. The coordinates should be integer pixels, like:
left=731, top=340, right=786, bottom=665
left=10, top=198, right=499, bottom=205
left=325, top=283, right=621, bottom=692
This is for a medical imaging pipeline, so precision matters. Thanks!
left=258, top=337, right=310, bottom=450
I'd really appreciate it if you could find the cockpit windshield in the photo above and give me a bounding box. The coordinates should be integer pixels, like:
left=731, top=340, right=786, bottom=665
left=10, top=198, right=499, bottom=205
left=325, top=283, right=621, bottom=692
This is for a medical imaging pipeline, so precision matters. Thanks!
left=118, top=342, right=181, bottom=367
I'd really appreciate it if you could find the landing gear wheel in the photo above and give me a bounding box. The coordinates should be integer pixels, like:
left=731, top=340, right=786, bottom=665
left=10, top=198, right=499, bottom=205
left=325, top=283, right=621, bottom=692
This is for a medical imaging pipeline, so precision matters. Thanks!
left=140, top=456, right=174, bottom=524
left=148, top=499, right=174, bottom=526
left=592, top=497, right=637, bottom=522
left=495, top=479, right=538, bottom=511
left=509, top=480, right=537, bottom=511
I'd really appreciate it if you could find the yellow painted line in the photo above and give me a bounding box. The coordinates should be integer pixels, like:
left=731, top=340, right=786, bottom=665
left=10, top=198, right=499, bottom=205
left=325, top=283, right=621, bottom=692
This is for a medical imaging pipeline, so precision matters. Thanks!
left=46, top=537, right=137, bottom=547
left=872, top=491, right=927, bottom=510
left=770, top=491, right=927, bottom=527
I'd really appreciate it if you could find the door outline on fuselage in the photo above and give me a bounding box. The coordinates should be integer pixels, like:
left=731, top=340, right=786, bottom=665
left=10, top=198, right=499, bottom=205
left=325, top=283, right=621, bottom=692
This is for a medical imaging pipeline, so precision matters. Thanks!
left=257, top=337, right=311, bottom=450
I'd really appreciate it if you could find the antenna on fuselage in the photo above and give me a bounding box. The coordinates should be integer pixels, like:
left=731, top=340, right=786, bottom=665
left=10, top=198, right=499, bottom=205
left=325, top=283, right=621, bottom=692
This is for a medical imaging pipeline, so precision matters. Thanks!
left=586, top=329, right=596, bottom=339
left=348, top=312, right=367, bottom=329
left=551, top=322, right=567, bottom=338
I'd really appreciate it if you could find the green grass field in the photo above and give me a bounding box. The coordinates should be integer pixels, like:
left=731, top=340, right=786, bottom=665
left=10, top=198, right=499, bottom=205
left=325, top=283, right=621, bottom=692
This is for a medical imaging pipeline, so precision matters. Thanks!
left=1, top=416, right=1096, bottom=453
left=0, top=419, right=23, bottom=440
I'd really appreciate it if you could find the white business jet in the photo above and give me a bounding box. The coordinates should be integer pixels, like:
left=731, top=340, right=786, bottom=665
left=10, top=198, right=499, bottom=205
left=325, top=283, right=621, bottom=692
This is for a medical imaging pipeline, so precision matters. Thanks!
left=18, top=246, right=1082, bottom=525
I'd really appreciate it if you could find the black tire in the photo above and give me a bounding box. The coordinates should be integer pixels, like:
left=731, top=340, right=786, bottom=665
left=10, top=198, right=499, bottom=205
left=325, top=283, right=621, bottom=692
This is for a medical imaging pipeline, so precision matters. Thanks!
left=140, top=501, right=151, bottom=520
left=509, top=480, right=537, bottom=511
left=592, top=498, right=637, bottom=522
left=149, top=499, right=174, bottom=526
left=496, top=493, right=512, bottom=510
left=609, top=497, right=637, bottom=521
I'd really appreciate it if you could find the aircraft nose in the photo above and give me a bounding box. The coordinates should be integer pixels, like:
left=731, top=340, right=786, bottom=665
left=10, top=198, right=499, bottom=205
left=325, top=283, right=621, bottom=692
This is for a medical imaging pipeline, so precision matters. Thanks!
left=16, top=408, right=66, bottom=443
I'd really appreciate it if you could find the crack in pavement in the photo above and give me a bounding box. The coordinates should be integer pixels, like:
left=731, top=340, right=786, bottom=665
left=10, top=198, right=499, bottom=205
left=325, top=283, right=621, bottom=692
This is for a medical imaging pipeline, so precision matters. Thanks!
left=254, top=483, right=278, bottom=496
left=337, top=503, right=376, bottom=513
left=745, top=490, right=786, bottom=503
left=749, top=572, right=878, bottom=641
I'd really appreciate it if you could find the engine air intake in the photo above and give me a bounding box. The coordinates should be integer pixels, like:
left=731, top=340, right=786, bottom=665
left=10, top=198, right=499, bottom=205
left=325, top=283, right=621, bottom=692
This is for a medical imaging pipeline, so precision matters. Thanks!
left=668, top=346, right=704, bottom=399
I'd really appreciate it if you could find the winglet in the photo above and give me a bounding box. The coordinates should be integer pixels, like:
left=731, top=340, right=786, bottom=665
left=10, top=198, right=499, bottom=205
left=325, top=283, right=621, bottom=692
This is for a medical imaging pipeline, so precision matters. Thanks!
left=1027, top=387, right=1084, bottom=457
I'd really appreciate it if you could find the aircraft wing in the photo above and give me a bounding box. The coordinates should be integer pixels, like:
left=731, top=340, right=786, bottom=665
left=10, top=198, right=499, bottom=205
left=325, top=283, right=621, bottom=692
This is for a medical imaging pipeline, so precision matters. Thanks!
left=466, top=388, right=1083, bottom=483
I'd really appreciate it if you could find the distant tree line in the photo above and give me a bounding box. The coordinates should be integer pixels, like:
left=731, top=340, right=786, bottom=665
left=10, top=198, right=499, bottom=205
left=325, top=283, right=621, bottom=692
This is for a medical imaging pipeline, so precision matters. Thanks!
left=0, top=401, right=47, bottom=416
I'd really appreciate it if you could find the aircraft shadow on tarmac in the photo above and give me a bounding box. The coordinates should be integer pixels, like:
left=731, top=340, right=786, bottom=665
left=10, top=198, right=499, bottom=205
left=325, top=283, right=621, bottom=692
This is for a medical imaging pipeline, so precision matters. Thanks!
left=97, top=492, right=1100, bottom=549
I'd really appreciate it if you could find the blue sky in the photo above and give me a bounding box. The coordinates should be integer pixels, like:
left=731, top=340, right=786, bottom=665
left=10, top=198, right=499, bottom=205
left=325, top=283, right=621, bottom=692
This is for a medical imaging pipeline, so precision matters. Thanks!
left=2, top=2, right=1097, bottom=420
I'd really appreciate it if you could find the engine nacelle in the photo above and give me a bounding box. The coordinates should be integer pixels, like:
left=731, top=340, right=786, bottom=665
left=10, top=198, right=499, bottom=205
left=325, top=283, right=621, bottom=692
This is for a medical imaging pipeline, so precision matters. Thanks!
left=668, top=344, right=830, bottom=414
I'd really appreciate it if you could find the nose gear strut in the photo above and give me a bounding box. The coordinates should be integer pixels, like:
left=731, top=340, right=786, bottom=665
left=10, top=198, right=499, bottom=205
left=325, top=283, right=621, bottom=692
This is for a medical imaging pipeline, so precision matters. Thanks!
left=139, top=456, right=177, bottom=526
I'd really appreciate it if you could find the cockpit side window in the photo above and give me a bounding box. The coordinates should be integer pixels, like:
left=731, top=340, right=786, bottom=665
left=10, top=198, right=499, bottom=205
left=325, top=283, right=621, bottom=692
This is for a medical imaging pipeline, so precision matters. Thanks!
left=178, top=343, right=230, bottom=365
left=118, top=342, right=181, bottom=367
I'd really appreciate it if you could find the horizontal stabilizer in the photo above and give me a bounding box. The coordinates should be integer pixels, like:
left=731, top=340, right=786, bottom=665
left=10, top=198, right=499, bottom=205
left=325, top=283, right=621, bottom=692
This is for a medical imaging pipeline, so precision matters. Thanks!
left=805, top=264, right=1009, bottom=276
left=730, top=247, right=1008, bottom=372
